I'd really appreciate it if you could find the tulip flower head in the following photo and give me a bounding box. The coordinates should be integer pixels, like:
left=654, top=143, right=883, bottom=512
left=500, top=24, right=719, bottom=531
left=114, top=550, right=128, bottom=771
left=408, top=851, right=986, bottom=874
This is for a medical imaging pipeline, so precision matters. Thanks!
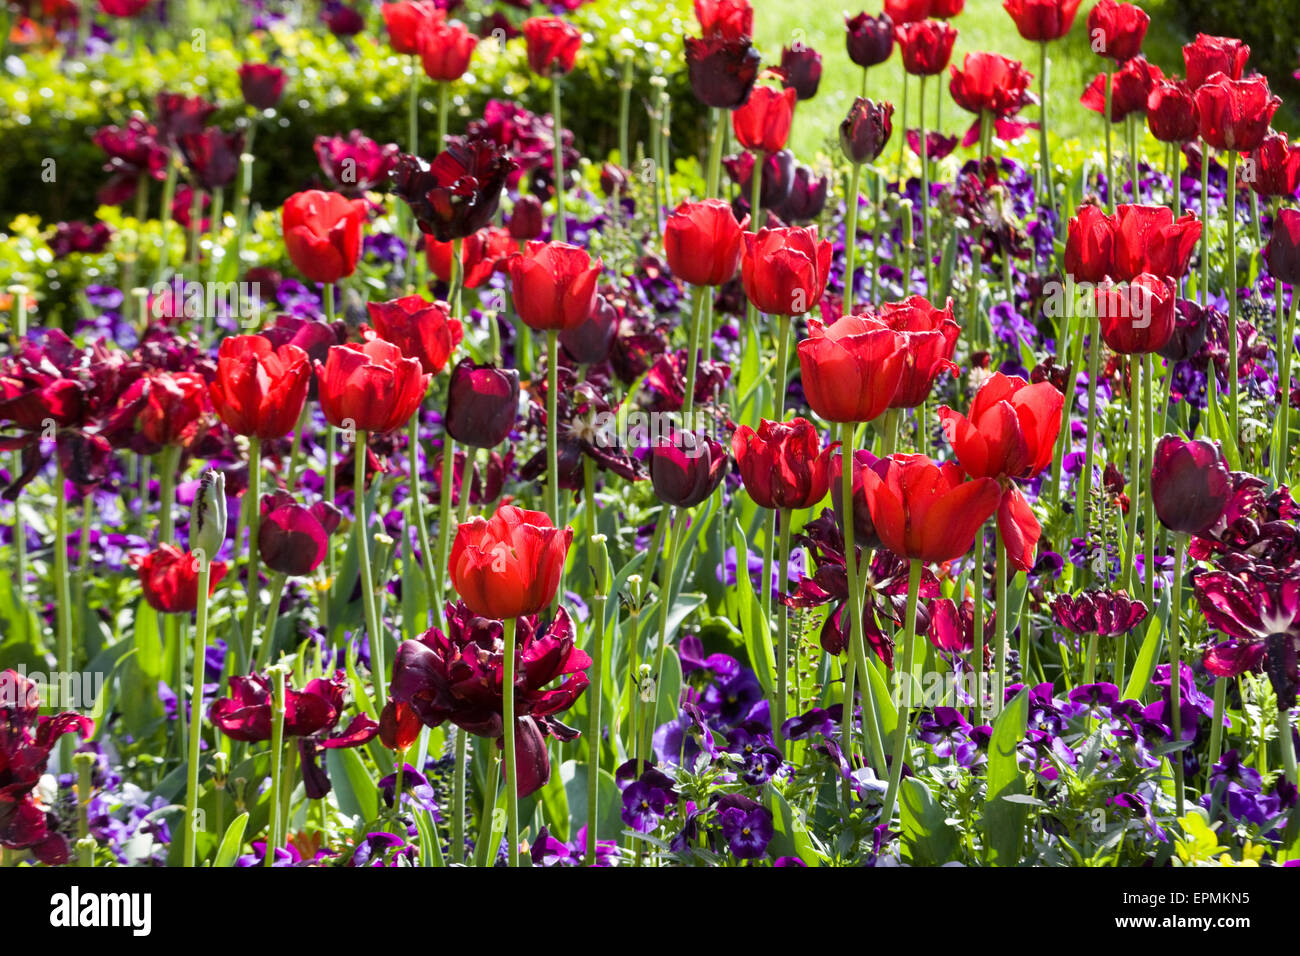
left=133, top=544, right=229, bottom=614
left=1194, top=74, right=1280, bottom=152
left=209, top=335, right=312, bottom=441
left=281, top=190, right=367, bottom=284
left=731, top=418, right=837, bottom=510
left=845, top=12, right=895, bottom=68
left=1002, top=0, right=1083, bottom=43
left=367, top=295, right=463, bottom=376
left=664, top=199, right=747, bottom=287
left=523, top=16, right=582, bottom=76
left=508, top=240, right=603, bottom=332
left=896, top=19, right=959, bottom=77
left=740, top=225, right=832, bottom=317
left=732, top=85, right=797, bottom=154
left=839, top=97, right=895, bottom=165
left=650, top=430, right=729, bottom=509
left=448, top=505, right=573, bottom=620
left=445, top=359, right=520, bottom=449
left=316, top=338, right=431, bottom=435
left=797, top=314, right=907, bottom=422
left=1150, top=435, right=1231, bottom=535
left=1086, top=0, right=1149, bottom=64
left=392, top=139, right=515, bottom=243
left=1182, top=33, right=1250, bottom=90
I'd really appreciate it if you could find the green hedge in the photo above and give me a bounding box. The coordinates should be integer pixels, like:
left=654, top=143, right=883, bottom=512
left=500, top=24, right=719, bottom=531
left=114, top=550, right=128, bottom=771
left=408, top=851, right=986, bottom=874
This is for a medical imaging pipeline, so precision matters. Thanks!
left=0, top=0, right=702, bottom=224
left=1171, top=0, right=1300, bottom=105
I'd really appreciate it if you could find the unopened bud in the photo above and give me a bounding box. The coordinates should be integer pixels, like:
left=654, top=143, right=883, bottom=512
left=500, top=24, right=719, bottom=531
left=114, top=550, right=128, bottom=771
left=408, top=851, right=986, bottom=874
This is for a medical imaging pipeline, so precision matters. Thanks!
left=190, top=469, right=227, bottom=558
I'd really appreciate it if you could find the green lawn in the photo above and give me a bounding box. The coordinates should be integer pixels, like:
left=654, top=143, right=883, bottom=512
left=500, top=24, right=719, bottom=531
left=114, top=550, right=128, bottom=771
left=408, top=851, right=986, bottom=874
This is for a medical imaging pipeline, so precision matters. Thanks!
left=749, top=0, right=1296, bottom=161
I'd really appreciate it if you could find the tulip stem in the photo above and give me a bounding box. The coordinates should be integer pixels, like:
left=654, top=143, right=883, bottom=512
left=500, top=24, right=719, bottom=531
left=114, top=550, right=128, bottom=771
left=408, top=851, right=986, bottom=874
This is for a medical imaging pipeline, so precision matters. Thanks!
left=993, top=521, right=1008, bottom=714
left=880, top=559, right=923, bottom=826
left=1122, top=359, right=1141, bottom=593
left=1280, top=704, right=1299, bottom=786
left=1225, top=149, right=1240, bottom=441
left=437, top=80, right=449, bottom=151
left=1078, top=305, right=1101, bottom=542
left=844, top=162, right=862, bottom=319
left=1126, top=114, right=1139, bottom=205
left=183, top=555, right=211, bottom=868
left=545, top=330, right=560, bottom=558
left=157, top=443, right=180, bottom=545
left=706, top=108, right=725, bottom=199
left=355, top=430, right=387, bottom=707
left=53, top=462, right=74, bottom=768
left=501, top=616, right=519, bottom=867
left=452, top=731, right=467, bottom=864
left=918, top=73, right=931, bottom=296
left=255, top=572, right=288, bottom=670
left=773, top=310, right=792, bottom=422
left=971, top=524, right=986, bottom=721
left=1207, top=677, right=1227, bottom=775
left=1199, top=140, right=1211, bottom=307
left=774, top=508, right=792, bottom=751
left=240, top=437, right=262, bottom=668
left=434, top=435, right=454, bottom=627
left=584, top=458, right=608, bottom=865
left=1048, top=288, right=1073, bottom=505
left=551, top=75, right=567, bottom=243
left=1103, top=68, right=1114, bottom=213
left=1278, top=289, right=1297, bottom=486
left=1168, top=533, right=1187, bottom=817
left=408, top=416, right=437, bottom=626
left=264, top=666, right=287, bottom=867
left=895, top=74, right=908, bottom=186
left=652, top=508, right=682, bottom=755
left=682, top=285, right=705, bottom=422
left=407, top=54, right=419, bottom=155
left=1142, top=352, right=1155, bottom=606
left=323, top=424, right=335, bottom=637
left=1039, top=41, right=1055, bottom=223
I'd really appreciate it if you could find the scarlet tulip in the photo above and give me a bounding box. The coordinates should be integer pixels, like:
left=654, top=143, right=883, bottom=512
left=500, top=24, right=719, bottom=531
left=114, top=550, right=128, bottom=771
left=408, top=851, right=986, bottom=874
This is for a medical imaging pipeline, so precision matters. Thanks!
left=885, top=0, right=931, bottom=23
left=896, top=19, right=958, bottom=77
left=1064, top=202, right=1117, bottom=283
left=367, top=295, right=463, bottom=376
left=1182, top=33, right=1250, bottom=90
left=1112, top=204, right=1202, bottom=281
left=732, top=86, right=797, bottom=153
left=1146, top=80, right=1199, bottom=144
left=316, top=339, right=431, bottom=435
left=930, top=0, right=964, bottom=17
left=1002, top=0, right=1083, bottom=42
left=425, top=226, right=513, bottom=290
left=1266, top=208, right=1300, bottom=285
left=1150, top=435, right=1231, bottom=534
left=874, top=296, right=961, bottom=408
left=684, top=35, right=761, bottom=110
left=238, top=63, right=287, bottom=110
left=948, top=52, right=1035, bottom=121
left=797, top=314, right=907, bottom=422
left=664, top=199, right=747, bottom=287
left=523, top=17, right=582, bottom=76
left=937, top=372, right=1063, bottom=481
left=281, top=190, right=367, bottom=284
left=210, top=335, right=312, bottom=440
left=1195, top=74, right=1280, bottom=152
left=448, top=505, right=572, bottom=619
left=731, top=418, right=837, bottom=510
left=508, top=240, right=603, bottom=332
left=1095, top=273, right=1177, bottom=354
left=860, top=454, right=1001, bottom=564
left=421, top=16, right=478, bottom=82
left=133, top=544, right=229, bottom=614
left=695, top=0, right=753, bottom=40
left=740, top=225, right=832, bottom=317
left=845, top=12, right=895, bottom=69
left=1080, top=56, right=1164, bottom=122
left=382, top=1, right=440, bottom=55
left=1247, top=132, right=1300, bottom=198
left=445, top=360, right=520, bottom=449
left=1086, top=0, right=1148, bottom=64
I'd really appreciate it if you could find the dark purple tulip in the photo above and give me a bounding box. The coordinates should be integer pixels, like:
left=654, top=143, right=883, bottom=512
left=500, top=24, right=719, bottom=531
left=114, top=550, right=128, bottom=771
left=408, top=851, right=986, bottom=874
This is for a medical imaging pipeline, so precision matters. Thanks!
left=239, top=63, right=287, bottom=110
left=179, top=127, right=244, bottom=191
left=776, top=165, right=829, bottom=223
left=1051, top=589, right=1150, bottom=637
left=649, top=430, right=729, bottom=509
left=725, top=149, right=795, bottom=213
left=1266, top=208, right=1300, bottom=286
left=392, top=138, right=516, bottom=242
left=684, top=35, right=761, bottom=110
left=560, top=294, right=619, bottom=366
left=927, top=597, right=996, bottom=654
left=840, top=97, right=894, bottom=164
left=314, top=130, right=401, bottom=196
left=258, top=492, right=339, bottom=576
left=1157, top=299, right=1210, bottom=363
left=323, top=2, right=365, bottom=37
left=1194, top=567, right=1300, bottom=706
left=830, top=448, right=880, bottom=548
left=845, top=11, right=895, bottom=69
left=1151, top=435, right=1232, bottom=534
left=49, top=220, right=113, bottom=259
left=153, top=92, right=218, bottom=144
left=779, top=44, right=823, bottom=101
left=509, top=194, right=545, bottom=241
left=92, top=116, right=170, bottom=206
left=445, top=359, right=520, bottom=449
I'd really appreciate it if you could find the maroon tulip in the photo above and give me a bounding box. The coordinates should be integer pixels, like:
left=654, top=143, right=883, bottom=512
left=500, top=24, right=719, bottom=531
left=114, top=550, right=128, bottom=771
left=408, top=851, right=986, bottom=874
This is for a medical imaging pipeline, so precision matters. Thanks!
left=731, top=418, right=837, bottom=510
left=839, top=97, right=895, bottom=165
left=685, top=35, right=761, bottom=110
left=153, top=92, right=217, bottom=144
left=238, top=63, right=287, bottom=110
left=779, top=44, right=822, bottom=100
left=928, top=596, right=995, bottom=652
left=1266, top=208, right=1300, bottom=285
left=179, top=126, right=244, bottom=191
left=445, top=359, right=520, bottom=449
left=831, top=447, right=882, bottom=548
left=1182, top=33, right=1250, bottom=90
left=724, top=148, right=796, bottom=213
left=1150, top=435, right=1231, bottom=534
left=392, top=138, right=515, bottom=242
left=509, top=194, right=545, bottom=241
left=1086, top=0, right=1149, bottom=64
left=896, top=19, right=958, bottom=77
left=1193, top=567, right=1300, bottom=706
left=845, top=12, right=895, bottom=69
left=314, top=130, right=401, bottom=196
left=1096, top=274, right=1177, bottom=354
left=92, top=116, right=169, bottom=206
left=1195, top=74, right=1280, bottom=153
left=324, top=3, right=365, bottom=37
left=650, top=430, right=729, bottom=508
left=1146, top=80, right=1199, bottom=144
left=559, top=294, right=619, bottom=366
left=1050, top=589, right=1149, bottom=636
left=49, top=220, right=113, bottom=259
left=1247, top=132, right=1300, bottom=198
left=258, top=492, right=340, bottom=576
left=776, top=165, right=830, bottom=224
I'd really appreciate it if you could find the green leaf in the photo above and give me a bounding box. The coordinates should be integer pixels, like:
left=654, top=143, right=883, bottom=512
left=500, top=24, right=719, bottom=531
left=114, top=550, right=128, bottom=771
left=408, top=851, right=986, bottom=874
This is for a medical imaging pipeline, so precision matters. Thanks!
left=653, top=644, right=682, bottom=728
left=1205, top=375, right=1241, bottom=471
left=764, top=784, right=822, bottom=866
left=327, top=747, right=378, bottom=823
left=1123, top=614, right=1164, bottom=701
left=560, top=759, right=621, bottom=841
left=212, top=812, right=249, bottom=867
left=900, top=777, right=958, bottom=866
left=731, top=519, right=775, bottom=693
left=982, top=687, right=1029, bottom=867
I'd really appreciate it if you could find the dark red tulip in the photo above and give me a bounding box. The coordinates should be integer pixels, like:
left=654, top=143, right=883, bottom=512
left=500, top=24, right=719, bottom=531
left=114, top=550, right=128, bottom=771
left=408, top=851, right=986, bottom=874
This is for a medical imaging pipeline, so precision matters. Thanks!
left=873, top=295, right=961, bottom=408
left=133, top=544, right=229, bottom=614
left=323, top=3, right=365, bottom=37
left=100, top=0, right=150, bottom=15
left=930, top=0, right=964, bottom=17
left=1247, top=132, right=1300, bottom=198
left=367, top=295, right=463, bottom=376
left=314, top=130, right=401, bottom=196
left=684, top=35, right=762, bottom=110
left=1182, top=33, right=1250, bottom=90
left=1002, top=0, right=1083, bottom=42
left=831, top=447, right=882, bottom=548
left=731, top=418, right=837, bottom=510
left=1064, top=202, right=1117, bottom=283
left=650, top=430, right=729, bottom=508
left=450, top=505, right=572, bottom=619
left=776, top=165, right=830, bottom=223
left=1112, top=204, right=1202, bottom=282
left=1081, top=56, right=1164, bottom=122
left=779, top=44, right=822, bottom=100
left=426, top=226, right=513, bottom=289
left=1095, top=273, right=1177, bottom=354
left=938, top=371, right=1063, bottom=481
left=724, top=148, right=796, bottom=213
left=392, top=138, right=515, bottom=242
left=282, top=190, right=367, bottom=284
left=422, top=16, right=478, bottom=81
left=1192, top=567, right=1300, bottom=706
left=1202, top=639, right=1266, bottom=679
left=1086, top=0, right=1148, bottom=64
left=210, top=335, right=312, bottom=440
left=103, top=369, right=210, bottom=453
left=1195, top=74, right=1280, bottom=152
left=1158, top=298, right=1211, bottom=363
left=179, top=126, right=244, bottom=191
left=896, top=19, right=958, bottom=77
left=382, top=0, right=440, bottom=55
left=445, top=359, right=520, bottom=448
left=1266, top=208, right=1300, bottom=285
left=49, top=220, right=113, bottom=259
left=733, top=86, right=797, bottom=153
left=153, top=92, right=217, bottom=144
left=948, top=52, right=1035, bottom=120
left=508, top=240, right=602, bottom=332
left=839, top=97, right=895, bottom=165
left=238, top=63, right=287, bottom=110
left=316, top=339, right=430, bottom=435
left=1146, top=80, right=1199, bottom=144
left=509, top=194, right=545, bottom=241
left=845, top=12, right=895, bottom=69
left=695, top=0, right=753, bottom=40
left=1151, top=435, right=1231, bottom=534
left=523, top=16, right=582, bottom=76
left=260, top=315, right=348, bottom=402
left=258, top=492, right=340, bottom=577
left=1051, top=589, right=1149, bottom=636
left=664, top=199, right=747, bottom=287
left=560, top=294, right=619, bottom=365
left=861, top=453, right=1002, bottom=564
left=798, top=314, right=907, bottom=422
left=740, top=225, right=832, bottom=317
left=92, top=116, right=169, bottom=206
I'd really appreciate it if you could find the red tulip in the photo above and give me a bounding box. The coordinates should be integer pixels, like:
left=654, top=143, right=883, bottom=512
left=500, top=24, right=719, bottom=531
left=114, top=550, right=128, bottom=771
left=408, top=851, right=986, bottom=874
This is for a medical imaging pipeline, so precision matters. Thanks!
left=1182, top=33, right=1250, bottom=90
left=133, top=544, right=228, bottom=614
left=1064, top=202, right=1117, bottom=283
left=1266, top=208, right=1300, bottom=285
left=860, top=454, right=1001, bottom=564
left=948, top=52, right=1035, bottom=120
left=1246, top=132, right=1300, bottom=198
left=732, top=86, right=797, bottom=154
left=1002, top=0, right=1083, bottom=42
left=100, top=0, right=149, bottom=15
left=367, top=295, right=463, bottom=376
left=731, top=418, right=837, bottom=510
left=1146, top=80, right=1199, bottom=144
left=281, top=190, right=367, bottom=284
left=937, top=371, right=1063, bottom=481
left=421, top=16, right=477, bottom=82
left=210, top=335, right=312, bottom=440
left=930, top=0, right=964, bottom=17
left=695, top=0, right=753, bottom=40
left=1112, top=204, right=1202, bottom=282
left=523, top=17, right=582, bottom=76
left=104, top=369, right=210, bottom=453
left=664, top=199, right=747, bottom=287
left=1086, top=0, right=1148, bottom=64
left=316, top=339, right=431, bottom=435
left=1080, top=56, right=1164, bottom=122
left=448, top=504, right=572, bottom=619
left=1195, top=74, right=1280, bottom=152
left=740, top=225, right=831, bottom=316
left=508, top=240, right=603, bottom=332
left=798, top=314, right=907, bottom=422
left=1095, top=273, right=1178, bottom=354
left=425, top=226, right=513, bottom=289
left=382, top=1, right=440, bottom=55
left=896, top=19, right=958, bottom=76
left=238, top=63, right=287, bottom=110
left=872, top=296, right=961, bottom=408
left=885, top=0, right=931, bottom=24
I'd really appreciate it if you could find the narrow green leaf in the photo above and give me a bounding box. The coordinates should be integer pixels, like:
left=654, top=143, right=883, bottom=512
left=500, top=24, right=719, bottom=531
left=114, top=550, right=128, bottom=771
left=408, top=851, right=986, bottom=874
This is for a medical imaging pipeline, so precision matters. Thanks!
left=212, top=812, right=249, bottom=867
left=982, top=687, right=1029, bottom=867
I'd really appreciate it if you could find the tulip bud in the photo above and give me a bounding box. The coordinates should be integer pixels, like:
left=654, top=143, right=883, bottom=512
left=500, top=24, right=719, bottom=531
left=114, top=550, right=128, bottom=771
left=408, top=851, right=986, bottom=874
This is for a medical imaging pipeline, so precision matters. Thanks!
left=509, top=194, right=545, bottom=241
left=649, top=430, right=729, bottom=509
left=190, top=469, right=227, bottom=560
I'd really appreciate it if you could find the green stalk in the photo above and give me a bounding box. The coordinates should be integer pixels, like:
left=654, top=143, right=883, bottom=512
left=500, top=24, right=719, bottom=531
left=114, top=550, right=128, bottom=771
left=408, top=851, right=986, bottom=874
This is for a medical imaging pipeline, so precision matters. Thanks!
left=154, top=158, right=179, bottom=285
left=774, top=508, right=792, bottom=750
left=183, top=556, right=212, bottom=867
left=759, top=314, right=792, bottom=622
left=880, top=559, right=924, bottom=825
left=651, top=509, right=682, bottom=752
left=437, top=80, right=449, bottom=150
left=502, top=617, right=520, bottom=866
left=263, top=667, right=286, bottom=866
left=546, top=329, right=560, bottom=526
left=54, top=462, right=74, bottom=768
left=452, top=731, right=467, bottom=863
left=551, top=75, right=567, bottom=242
left=682, top=285, right=705, bottom=422
left=844, top=163, right=862, bottom=318
left=157, top=444, right=181, bottom=545
left=895, top=73, right=908, bottom=185
left=240, top=437, right=261, bottom=667
left=971, top=526, right=986, bottom=721
left=1207, top=677, right=1228, bottom=773
left=618, top=51, right=633, bottom=167
left=407, top=54, right=420, bottom=154
left=584, top=458, right=609, bottom=865
left=433, top=435, right=455, bottom=627
left=1279, top=704, right=1298, bottom=786
left=1168, top=534, right=1187, bottom=817
left=1038, top=41, right=1054, bottom=220
left=1142, top=352, right=1155, bottom=605
left=408, top=416, right=437, bottom=624
left=918, top=74, right=931, bottom=295
left=1077, top=305, right=1101, bottom=539
left=1225, top=149, right=1240, bottom=440
left=1278, top=289, right=1297, bottom=486
left=1103, top=68, right=1114, bottom=212
left=1122, top=359, right=1140, bottom=593
left=705, top=108, right=726, bottom=200
left=993, top=520, right=1008, bottom=712
left=1048, top=287, right=1074, bottom=504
